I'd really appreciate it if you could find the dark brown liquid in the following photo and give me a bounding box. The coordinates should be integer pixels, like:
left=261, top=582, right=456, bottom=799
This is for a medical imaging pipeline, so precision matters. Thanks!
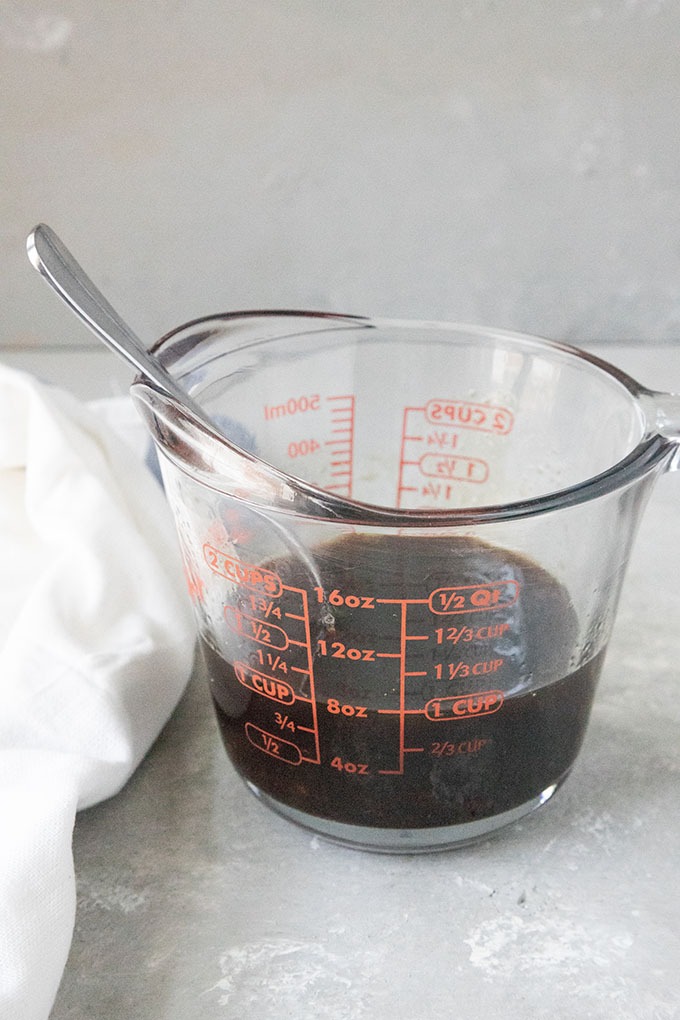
left=202, top=534, right=603, bottom=830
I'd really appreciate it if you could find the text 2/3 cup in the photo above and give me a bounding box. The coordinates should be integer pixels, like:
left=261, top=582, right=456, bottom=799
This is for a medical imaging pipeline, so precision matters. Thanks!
left=132, top=314, right=680, bottom=852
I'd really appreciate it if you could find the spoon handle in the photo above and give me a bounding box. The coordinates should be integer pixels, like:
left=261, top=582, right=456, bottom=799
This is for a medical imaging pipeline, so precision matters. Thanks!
left=26, top=224, right=192, bottom=407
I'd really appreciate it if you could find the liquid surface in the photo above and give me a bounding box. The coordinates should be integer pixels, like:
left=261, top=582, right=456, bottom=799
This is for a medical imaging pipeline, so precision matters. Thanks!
left=202, top=534, right=603, bottom=830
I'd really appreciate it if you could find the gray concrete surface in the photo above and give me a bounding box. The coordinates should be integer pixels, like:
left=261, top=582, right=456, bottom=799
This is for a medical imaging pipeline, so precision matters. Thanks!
left=5, top=343, right=678, bottom=1020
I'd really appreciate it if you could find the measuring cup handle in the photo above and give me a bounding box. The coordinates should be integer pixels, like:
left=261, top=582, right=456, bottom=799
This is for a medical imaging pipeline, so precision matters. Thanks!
left=642, top=390, right=680, bottom=471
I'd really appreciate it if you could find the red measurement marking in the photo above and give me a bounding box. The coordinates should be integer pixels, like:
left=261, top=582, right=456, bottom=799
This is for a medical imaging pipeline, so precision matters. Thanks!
left=425, top=399, right=514, bottom=434
left=425, top=691, right=504, bottom=721
left=245, top=723, right=302, bottom=764
left=184, top=565, right=205, bottom=603
left=287, top=438, right=322, bottom=459
left=376, top=598, right=428, bottom=606
left=322, top=395, right=355, bottom=497
left=295, top=585, right=321, bottom=764
left=432, top=738, right=489, bottom=756
left=397, top=406, right=417, bottom=508
left=429, top=580, right=519, bottom=615
left=203, top=545, right=283, bottom=596
left=253, top=599, right=278, bottom=619
left=419, top=452, right=488, bottom=484
left=379, top=601, right=411, bottom=776
left=436, top=657, right=504, bottom=680
left=234, top=663, right=295, bottom=705
left=441, top=626, right=469, bottom=645
left=263, top=394, right=321, bottom=420
left=378, top=707, right=433, bottom=714
left=224, top=606, right=289, bottom=649
left=261, top=652, right=282, bottom=670
left=425, top=430, right=459, bottom=451
left=436, top=622, right=511, bottom=644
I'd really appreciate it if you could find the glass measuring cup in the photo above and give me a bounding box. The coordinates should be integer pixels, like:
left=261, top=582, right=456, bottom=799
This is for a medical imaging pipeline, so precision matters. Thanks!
left=132, top=313, right=680, bottom=852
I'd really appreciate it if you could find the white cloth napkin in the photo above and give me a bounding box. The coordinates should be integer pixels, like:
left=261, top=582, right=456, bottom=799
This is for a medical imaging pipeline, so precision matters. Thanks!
left=0, top=364, right=195, bottom=1020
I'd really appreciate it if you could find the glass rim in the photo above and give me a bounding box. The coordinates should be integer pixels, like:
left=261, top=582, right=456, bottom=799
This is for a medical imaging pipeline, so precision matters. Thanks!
left=137, top=310, right=675, bottom=526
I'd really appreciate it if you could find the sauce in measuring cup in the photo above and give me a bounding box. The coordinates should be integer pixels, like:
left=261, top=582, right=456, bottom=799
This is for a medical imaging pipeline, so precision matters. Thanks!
left=202, top=534, right=602, bottom=833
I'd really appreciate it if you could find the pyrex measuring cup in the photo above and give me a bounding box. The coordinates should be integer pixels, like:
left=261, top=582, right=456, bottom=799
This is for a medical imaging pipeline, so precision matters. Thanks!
left=132, top=313, right=680, bottom=852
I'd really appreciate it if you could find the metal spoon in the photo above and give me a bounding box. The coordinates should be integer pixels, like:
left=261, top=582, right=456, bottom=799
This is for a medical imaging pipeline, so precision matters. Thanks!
left=26, top=223, right=220, bottom=434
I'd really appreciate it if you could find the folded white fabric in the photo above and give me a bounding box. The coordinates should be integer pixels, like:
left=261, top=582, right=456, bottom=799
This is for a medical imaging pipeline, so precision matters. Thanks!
left=0, top=364, right=195, bottom=1020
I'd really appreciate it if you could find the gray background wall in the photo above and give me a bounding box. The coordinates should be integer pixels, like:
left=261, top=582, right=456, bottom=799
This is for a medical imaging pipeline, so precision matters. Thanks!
left=3, top=0, right=680, bottom=352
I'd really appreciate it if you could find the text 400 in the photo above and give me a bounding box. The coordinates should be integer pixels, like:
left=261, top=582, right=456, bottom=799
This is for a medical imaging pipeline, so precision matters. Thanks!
left=287, top=438, right=321, bottom=458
